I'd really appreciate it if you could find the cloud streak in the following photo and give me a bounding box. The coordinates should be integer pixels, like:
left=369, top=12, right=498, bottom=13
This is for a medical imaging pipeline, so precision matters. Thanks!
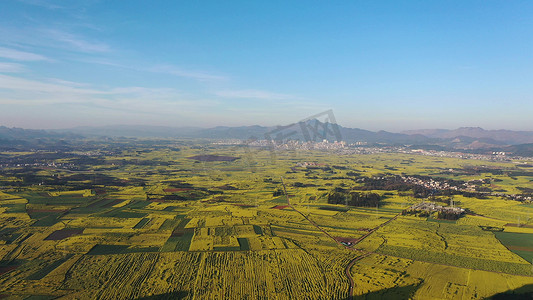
left=16, top=0, right=65, bottom=10
left=0, top=62, right=25, bottom=72
left=0, top=74, right=217, bottom=112
left=0, top=74, right=102, bottom=95
left=0, top=74, right=188, bottom=99
left=0, top=47, right=49, bottom=61
left=43, top=29, right=111, bottom=53
left=78, top=60, right=228, bottom=82
left=149, top=64, right=227, bottom=81
left=214, top=89, right=299, bottom=101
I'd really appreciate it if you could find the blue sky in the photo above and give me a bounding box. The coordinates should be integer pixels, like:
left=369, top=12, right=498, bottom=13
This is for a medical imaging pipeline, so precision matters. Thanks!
left=1, top=1, right=532, bottom=131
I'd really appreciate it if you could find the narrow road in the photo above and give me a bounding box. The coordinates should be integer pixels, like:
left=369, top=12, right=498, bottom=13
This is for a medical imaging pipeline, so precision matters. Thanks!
left=351, top=213, right=400, bottom=246
left=345, top=253, right=372, bottom=300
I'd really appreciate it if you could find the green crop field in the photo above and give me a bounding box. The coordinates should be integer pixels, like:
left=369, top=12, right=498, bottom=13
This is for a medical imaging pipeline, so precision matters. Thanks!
left=495, top=231, right=533, bottom=262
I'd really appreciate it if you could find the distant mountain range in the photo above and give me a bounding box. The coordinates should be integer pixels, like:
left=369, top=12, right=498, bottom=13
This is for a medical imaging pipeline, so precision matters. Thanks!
left=56, top=123, right=435, bottom=144
left=0, top=126, right=81, bottom=149
left=402, top=127, right=533, bottom=145
left=59, top=124, right=533, bottom=146
left=0, top=126, right=79, bottom=140
left=2, top=123, right=533, bottom=155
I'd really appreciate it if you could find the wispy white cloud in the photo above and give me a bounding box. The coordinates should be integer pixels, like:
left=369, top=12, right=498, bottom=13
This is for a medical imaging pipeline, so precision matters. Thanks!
left=0, top=74, right=327, bottom=128
left=0, top=75, right=174, bottom=103
left=78, top=60, right=227, bottom=82
left=77, top=57, right=123, bottom=68
left=109, top=86, right=177, bottom=97
left=0, top=62, right=26, bottom=73
left=150, top=64, right=227, bottom=81
left=1, top=27, right=223, bottom=82
left=16, top=0, right=65, bottom=10
left=0, top=26, right=109, bottom=55
left=0, top=75, right=182, bottom=99
left=214, top=89, right=299, bottom=101
left=0, top=47, right=49, bottom=61
left=45, top=78, right=90, bottom=87
left=0, top=74, right=217, bottom=112
left=0, top=74, right=102, bottom=95
left=42, top=29, right=111, bottom=53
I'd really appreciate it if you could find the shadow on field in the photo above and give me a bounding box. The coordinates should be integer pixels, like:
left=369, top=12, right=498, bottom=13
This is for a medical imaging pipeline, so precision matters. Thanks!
left=135, top=291, right=188, bottom=300
left=344, top=283, right=421, bottom=300
left=489, top=284, right=533, bottom=299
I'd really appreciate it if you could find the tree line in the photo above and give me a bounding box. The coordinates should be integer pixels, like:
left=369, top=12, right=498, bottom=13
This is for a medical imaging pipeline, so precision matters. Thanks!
left=327, top=190, right=382, bottom=207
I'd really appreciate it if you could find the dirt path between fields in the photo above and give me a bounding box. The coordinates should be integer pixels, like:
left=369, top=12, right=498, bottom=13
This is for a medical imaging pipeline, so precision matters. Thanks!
left=280, top=177, right=403, bottom=299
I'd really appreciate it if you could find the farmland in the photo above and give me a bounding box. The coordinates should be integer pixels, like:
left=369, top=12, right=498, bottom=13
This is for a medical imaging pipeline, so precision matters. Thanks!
left=1, top=140, right=533, bottom=298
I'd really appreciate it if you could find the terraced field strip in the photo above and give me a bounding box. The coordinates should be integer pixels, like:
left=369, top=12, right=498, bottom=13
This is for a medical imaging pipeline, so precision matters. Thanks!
left=133, top=218, right=150, bottom=229
left=44, top=228, right=84, bottom=240
left=27, top=254, right=73, bottom=280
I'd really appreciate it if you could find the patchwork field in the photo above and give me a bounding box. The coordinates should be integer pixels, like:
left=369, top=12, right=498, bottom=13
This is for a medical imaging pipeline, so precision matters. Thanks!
left=1, top=143, right=533, bottom=298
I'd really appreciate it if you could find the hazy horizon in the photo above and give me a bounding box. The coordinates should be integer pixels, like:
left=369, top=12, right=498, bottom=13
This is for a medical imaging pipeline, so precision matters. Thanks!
left=3, top=122, right=532, bottom=135
left=1, top=1, right=533, bottom=131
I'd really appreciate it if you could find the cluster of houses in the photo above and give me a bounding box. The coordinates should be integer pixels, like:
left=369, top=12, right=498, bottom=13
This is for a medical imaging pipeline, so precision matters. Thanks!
left=295, top=161, right=327, bottom=168
left=401, top=176, right=460, bottom=191
left=493, top=193, right=533, bottom=202
left=401, top=175, right=532, bottom=203
left=401, top=176, right=492, bottom=193
left=213, top=139, right=348, bottom=150
left=409, top=201, right=464, bottom=214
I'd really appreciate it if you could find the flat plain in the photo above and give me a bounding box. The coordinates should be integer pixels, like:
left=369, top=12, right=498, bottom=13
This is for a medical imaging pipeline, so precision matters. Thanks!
left=1, top=141, right=533, bottom=299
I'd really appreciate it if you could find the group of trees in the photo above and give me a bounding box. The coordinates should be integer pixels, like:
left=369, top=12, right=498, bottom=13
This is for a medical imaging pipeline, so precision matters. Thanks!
left=402, top=208, right=464, bottom=220
left=401, top=209, right=430, bottom=218
left=273, top=189, right=284, bottom=197
left=327, top=191, right=382, bottom=207
left=435, top=210, right=462, bottom=220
